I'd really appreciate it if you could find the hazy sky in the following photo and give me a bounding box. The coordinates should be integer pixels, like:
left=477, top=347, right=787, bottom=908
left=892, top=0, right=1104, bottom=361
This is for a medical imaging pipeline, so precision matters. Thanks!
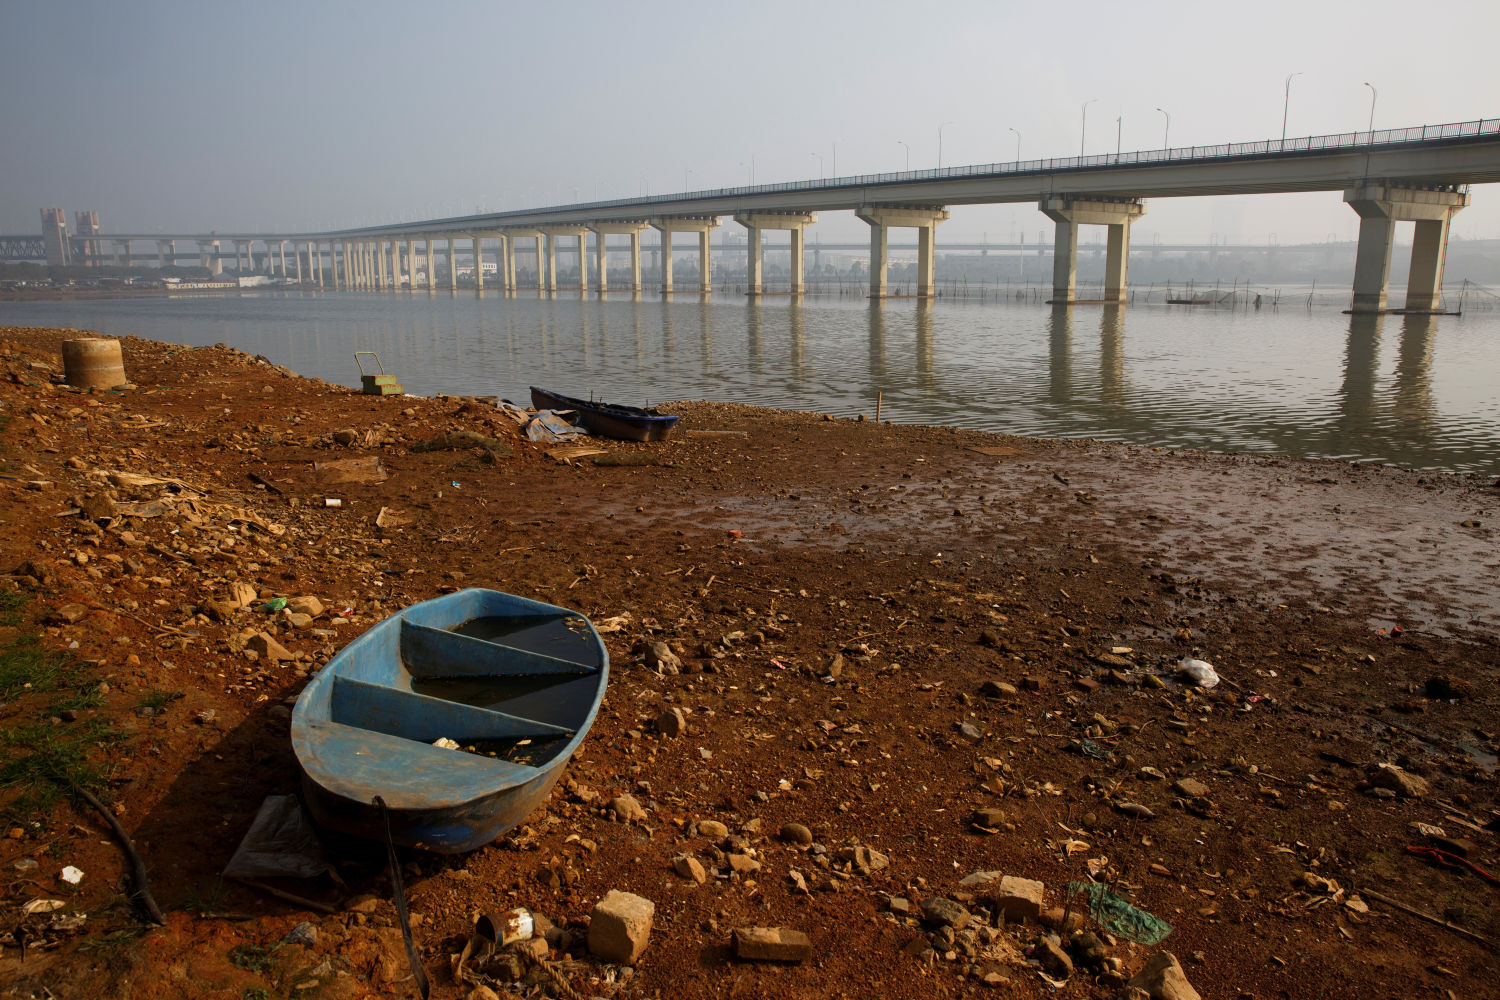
left=3, top=0, right=1497, bottom=246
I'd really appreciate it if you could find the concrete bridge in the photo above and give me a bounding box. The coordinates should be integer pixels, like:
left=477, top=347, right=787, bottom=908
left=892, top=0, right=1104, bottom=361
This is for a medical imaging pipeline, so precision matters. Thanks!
left=23, top=117, right=1500, bottom=313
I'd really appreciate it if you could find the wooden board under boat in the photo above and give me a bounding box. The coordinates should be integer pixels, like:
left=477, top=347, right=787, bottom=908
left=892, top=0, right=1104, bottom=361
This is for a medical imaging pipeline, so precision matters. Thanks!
left=290, top=588, right=608, bottom=853
left=530, top=386, right=680, bottom=442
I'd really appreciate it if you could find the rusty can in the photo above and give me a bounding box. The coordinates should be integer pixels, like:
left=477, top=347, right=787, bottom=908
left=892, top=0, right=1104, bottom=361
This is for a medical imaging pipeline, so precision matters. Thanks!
left=61, top=338, right=127, bottom=389
left=475, top=907, right=534, bottom=946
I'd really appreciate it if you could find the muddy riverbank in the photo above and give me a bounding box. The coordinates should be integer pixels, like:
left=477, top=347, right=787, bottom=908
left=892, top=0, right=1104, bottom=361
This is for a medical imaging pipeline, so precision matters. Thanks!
left=0, top=326, right=1495, bottom=999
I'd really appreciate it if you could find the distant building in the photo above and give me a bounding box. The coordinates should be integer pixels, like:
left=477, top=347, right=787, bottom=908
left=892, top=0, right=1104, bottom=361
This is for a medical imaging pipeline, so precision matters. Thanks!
left=41, top=209, right=69, bottom=267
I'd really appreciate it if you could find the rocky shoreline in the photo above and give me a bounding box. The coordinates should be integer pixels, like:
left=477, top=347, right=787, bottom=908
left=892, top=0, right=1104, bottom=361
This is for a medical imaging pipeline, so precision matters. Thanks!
left=0, top=326, right=1495, bottom=999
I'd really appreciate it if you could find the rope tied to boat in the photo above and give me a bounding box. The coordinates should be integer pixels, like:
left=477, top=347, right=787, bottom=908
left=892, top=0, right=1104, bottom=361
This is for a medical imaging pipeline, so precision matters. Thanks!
left=373, top=796, right=431, bottom=999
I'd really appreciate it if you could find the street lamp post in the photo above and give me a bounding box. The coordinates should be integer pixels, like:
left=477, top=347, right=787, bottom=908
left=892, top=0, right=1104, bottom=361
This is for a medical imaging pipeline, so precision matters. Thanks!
left=897, top=140, right=910, bottom=171
left=1008, top=127, right=1021, bottom=161
left=1080, top=99, right=1098, bottom=157
left=831, top=141, right=837, bottom=179
left=1281, top=71, right=1302, bottom=150
left=1115, top=116, right=1123, bottom=158
left=938, top=121, right=952, bottom=168
left=811, top=152, right=824, bottom=178
left=1364, top=81, right=1377, bottom=140
left=1155, top=107, right=1170, bottom=149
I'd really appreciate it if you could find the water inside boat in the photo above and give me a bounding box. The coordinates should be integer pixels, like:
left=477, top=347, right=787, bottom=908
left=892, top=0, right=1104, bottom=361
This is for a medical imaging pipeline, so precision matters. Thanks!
left=450, top=734, right=569, bottom=767
left=448, top=613, right=602, bottom=666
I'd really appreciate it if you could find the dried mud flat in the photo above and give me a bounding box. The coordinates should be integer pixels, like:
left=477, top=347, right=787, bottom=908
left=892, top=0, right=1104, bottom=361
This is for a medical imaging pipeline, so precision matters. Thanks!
left=0, top=325, right=1496, bottom=1000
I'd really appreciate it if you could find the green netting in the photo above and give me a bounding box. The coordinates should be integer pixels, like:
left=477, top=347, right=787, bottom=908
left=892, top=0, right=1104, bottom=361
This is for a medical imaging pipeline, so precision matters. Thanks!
left=1066, top=880, right=1173, bottom=945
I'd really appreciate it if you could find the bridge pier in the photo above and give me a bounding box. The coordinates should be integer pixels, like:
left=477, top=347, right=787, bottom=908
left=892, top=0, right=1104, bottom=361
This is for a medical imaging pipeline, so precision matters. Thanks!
left=197, top=239, right=222, bottom=276
left=538, top=228, right=594, bottom=292
left=855, top=206, right=949, bottom=298
left=425, top=239, right=435, bottom=292
left=734, top=212, right=817, bottom=295
left=1039, top=197, right=1146, bottom=304
left=471, top=235, right=485, bottom=291
left=1344, top=184, right=1469, bottom=313
left=588, top=223, right=650, bottom=292
left=651, top=217, right=720, bottom=294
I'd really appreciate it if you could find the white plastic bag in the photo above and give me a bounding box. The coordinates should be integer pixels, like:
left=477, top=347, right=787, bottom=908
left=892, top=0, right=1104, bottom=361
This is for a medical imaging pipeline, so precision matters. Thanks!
left=1177, top=658, right=1220, bottom=688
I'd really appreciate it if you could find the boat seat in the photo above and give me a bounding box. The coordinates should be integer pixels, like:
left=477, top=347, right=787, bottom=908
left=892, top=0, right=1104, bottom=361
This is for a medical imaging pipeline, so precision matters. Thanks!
left=329, top=675, right=572, bottom=743
left=298, top=719, right=539, bottom=811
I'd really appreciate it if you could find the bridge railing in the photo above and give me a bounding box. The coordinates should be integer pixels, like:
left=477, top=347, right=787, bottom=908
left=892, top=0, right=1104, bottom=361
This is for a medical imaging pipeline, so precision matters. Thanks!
left=317, top=117, right=1500, bottom=236
left=511, top=117, right=1500, bottom=216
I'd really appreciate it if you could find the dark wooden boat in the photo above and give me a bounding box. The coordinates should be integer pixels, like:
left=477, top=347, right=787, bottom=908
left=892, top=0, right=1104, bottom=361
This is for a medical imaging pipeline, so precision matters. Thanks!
left=291, top=588, right=608, bottom=853
left=530, top=386, right=680, bottom=442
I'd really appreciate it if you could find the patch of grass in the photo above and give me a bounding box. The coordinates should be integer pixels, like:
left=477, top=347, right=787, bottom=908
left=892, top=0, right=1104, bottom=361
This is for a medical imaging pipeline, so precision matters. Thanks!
left=0, top=718, right=120, bottom=812
left=183, top=878, right=229, bottom=914
left=0, top=635, right=66, bottom=700
left=80, top=927, right=146, bottom=956
left=134, top=688, right=180, bottom=713
left=0, top=589, right=27, bottom=627
left=243, top=989, right=270, bottom=1000
left=229, top=943, right=280, bottom=975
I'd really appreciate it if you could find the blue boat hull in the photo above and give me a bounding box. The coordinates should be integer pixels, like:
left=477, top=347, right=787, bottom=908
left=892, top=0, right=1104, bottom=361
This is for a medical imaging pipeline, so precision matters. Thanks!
left=530, top=386, right=680, bottom=442
left=291, top=589, right=608, bottom=853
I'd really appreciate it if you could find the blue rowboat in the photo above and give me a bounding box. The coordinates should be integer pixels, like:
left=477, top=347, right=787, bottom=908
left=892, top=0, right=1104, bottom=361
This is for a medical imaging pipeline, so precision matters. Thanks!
left=291, top=589, right=609, bottom=853
left=530, top=386, right=680, bottom=442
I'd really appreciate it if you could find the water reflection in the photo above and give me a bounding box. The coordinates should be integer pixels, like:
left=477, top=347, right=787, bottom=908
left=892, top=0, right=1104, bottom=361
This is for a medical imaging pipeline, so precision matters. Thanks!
left=1099, top=306, right=1125, bottom=406
left=1337, top=313, right=1382, bottom=442
left=1047, top=305, right=1072, bottom=404
left=1393, top=313, right=1436, bottom=441
left=4, top=291, right=1498, bottom=474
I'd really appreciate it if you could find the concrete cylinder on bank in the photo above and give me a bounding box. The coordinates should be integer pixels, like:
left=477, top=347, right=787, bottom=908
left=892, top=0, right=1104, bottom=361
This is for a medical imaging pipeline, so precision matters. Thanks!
left=61, top=338, right=128, bottom=389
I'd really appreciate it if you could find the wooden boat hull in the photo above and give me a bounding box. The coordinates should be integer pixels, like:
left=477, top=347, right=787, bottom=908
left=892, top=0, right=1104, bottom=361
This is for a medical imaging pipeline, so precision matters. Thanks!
left=530, top=386, right=680, bottom=442
left=291, top=589, right=608, bottom=853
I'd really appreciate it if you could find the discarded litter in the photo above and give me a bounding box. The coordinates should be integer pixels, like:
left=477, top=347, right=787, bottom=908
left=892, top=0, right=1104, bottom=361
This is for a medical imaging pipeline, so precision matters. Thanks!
left=1067, top=738, right=1114, bottom=762
left=21, top=899, right=66, bottom=915
left=432, top=737, right=460, bottom=750
left=262, top=598, right=289, bottom=612
left=475, top=907, right=534, bottom=946
left=1066, top=880, right=1173, bottom=944
left=59, top=866, right=83, bottom=885
left=223, top=795, right=333, bottom=881
left=1177, top=658, right=1220, bottom=688
left=450, top=481, right=461, bottom=488
left=324, top=498, right=342, bottom=508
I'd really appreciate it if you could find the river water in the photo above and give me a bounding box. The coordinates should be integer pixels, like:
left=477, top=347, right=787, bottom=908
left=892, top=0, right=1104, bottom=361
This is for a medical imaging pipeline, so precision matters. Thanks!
left=4, top=289, right=1498, bottom=475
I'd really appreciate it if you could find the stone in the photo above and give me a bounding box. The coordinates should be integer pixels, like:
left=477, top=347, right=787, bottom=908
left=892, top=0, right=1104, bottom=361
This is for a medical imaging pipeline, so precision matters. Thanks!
left=732, top=926, right=812, bottom=963
left=780, top=822, right=813, bottom=845
left=247, top=631, right=293, bottom=662
left=979, top=680, right=1018, bottom=698
left=588, top=890, right=654, bottom=966
left=836, top=844, right=889, bottom=874
left=1036, top=936, right=1073, bottom=977
left=727, top=853, right=762, bottom=874
left=992, top=876, right=1044, bottom=922
left=643, top=641, right=681, bottom=674
left=610, top=794, right=648, bottom=823
left=1073, top=676, right=1101, bottom=693
left=656, top=707, right=687, bottom=738
left=283, top=921, right=318, bottom=946
left=887, top=897, right=911, bottom=914
left=697, top=820, right=729, bottom=839
left=920, top=897, right=971, bottom=929
left=1367, top=762, right=1430, bottom=798
left=48, top=603, right=89, bottom=625
left=1172, top=777, right=1210, bottom=798
left=959, top=870, right=1001, bottom=887
left=332, top=428, right=359, bottom=446
left=1039, top=907, right=1085, bottom=933
left=467, top=986, right=502, bottom=1000
left=822, top=653, right=844, bottom=679
left=287, top=595, right=325, bottom=617
left=787, top=869, right=809, bottom=894
left=228, top=581, right=258, bottom=608
left=203, top=599, right=240, bottom=622
left=957, top=721, right=983, bottom=742
left=1020, top=676, right=1046, bottom=691
left=1126, top=951, right=1201, bottom=1000
left=674, top=855, right=706, bottom=883
left=971, top=808, right=1005, bottom=829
